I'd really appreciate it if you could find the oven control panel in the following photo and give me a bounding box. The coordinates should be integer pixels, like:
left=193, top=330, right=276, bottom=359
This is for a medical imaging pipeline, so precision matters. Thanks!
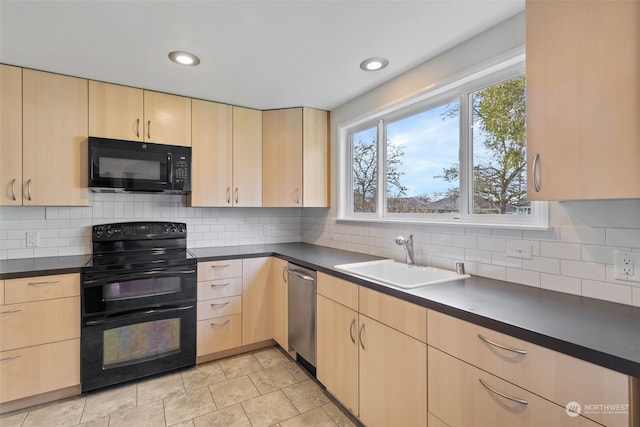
left=93, top=222, right=187, bottom=241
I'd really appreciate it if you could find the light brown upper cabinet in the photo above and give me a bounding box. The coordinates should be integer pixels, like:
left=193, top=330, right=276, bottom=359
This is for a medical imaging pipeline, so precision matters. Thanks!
left=262, top=107, right=329, bottom=207
left=232, top=106, right=263, bottom=207
left=526, top=0, right=640, bottom=200
left=89, top=81, right=191, bottom=146
left=22, top=69, right=89, bottom=206
left=190, top=99, right=234, bottom=206
left=0, top=65, right=23, bottom=206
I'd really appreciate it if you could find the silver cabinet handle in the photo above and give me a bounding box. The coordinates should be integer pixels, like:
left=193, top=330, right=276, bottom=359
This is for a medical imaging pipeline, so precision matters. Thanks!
left=282, top=266, right=288, bottom=283
left=28, top=280, right=60, bottom=286
left=235, top=188, right=239, bottom=204
left=226, top=187, right=231, bottom=204
left=478, top=334, right=527, bottom=355
left=147, top=120, right=151, bottom=139
left=210, top=301, right=230, bottom=308
left=211, top=264, right=230, bottom=269
left=295, top=188, right=300, bottom=204
left=532, top=153, right=541, bottom=192
left=349, top=318, right=356, bottom=344
left=11, top=178, right=16, bottom=201
left=210, top=320, right=230, bottom=327
left=210, top=282, right=230, bottom=287
left=26, top=179, right=32, bottom=201
left=0, top=309, right=21, bottom=315
left=479, top=378, right=528, bottom=405
left=0, top=354, right=21, bottom=362
left=358, top=323, right=365, bottom=350
left=136, top=118, right=140, bottom=138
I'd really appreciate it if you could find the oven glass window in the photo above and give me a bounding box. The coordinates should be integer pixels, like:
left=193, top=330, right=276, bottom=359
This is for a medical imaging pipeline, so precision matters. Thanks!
left=103, top=318, right=181, bottom=369
left=99, top=157, right=162, bottom=181
left=103, top=277, right=181, bottom=301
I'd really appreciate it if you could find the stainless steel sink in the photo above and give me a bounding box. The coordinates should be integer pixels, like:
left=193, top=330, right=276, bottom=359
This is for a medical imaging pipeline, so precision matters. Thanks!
left=334, top=259, right=469, bottom=289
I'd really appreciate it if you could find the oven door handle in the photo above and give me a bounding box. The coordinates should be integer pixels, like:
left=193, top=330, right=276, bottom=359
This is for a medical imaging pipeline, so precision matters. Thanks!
left=84, top=305, right=194, bottom=326
left=83, top=269, right=196, bottom=286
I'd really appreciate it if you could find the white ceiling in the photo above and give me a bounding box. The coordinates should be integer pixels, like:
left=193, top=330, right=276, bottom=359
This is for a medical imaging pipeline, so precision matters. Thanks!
left=0, top=0, right=524, bottom=111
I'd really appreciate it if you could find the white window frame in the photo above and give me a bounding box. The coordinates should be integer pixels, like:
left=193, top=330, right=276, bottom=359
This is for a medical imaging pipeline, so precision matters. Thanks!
left=338, top=49, right=549, bottom=229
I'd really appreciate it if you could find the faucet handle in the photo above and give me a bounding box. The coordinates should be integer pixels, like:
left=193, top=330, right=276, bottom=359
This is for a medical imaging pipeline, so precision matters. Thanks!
left=455, top=262, right=466, bottom=275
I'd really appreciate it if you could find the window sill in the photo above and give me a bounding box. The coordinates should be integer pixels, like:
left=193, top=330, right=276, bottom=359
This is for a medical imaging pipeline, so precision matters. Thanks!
left=336, top=216, right=552, bottom=231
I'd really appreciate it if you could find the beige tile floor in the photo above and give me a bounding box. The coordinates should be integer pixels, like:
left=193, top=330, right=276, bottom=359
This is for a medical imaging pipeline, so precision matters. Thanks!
left=0, top=347, right=358, bottom=427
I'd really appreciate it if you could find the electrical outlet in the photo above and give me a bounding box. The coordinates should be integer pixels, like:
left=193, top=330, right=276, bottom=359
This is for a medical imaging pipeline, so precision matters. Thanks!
left=505, top=241, right=533, bottom=259
left=26, top=231, right=39, bottom=247
left=614, top=250, right=640, bottom=282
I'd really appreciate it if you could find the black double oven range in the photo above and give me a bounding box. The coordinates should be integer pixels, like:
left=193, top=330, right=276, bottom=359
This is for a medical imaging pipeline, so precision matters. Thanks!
left=81, top=221, right=196, bottom=392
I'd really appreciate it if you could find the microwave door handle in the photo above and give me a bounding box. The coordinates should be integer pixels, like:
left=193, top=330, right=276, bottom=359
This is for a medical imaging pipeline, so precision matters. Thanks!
left=167, top=153, right=173, bottom=186
left=83, top=269, right=196, bottom=286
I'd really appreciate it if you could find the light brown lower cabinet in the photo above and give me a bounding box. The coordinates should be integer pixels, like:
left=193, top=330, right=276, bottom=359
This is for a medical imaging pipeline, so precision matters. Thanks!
left=428, top=346, right=601, bottom=427
left=196, top=314, right=242, bottom=356
left=0, top=274, right=80, bottom=410
left=316, top=273, right=427, bottom=427
left=317, top=294, right=359, bottom=415
left=358, top=314, right=427, bottom=427
left=0, top=339, right=80, bottom=403
left=271, top=257, right=289, bottom=350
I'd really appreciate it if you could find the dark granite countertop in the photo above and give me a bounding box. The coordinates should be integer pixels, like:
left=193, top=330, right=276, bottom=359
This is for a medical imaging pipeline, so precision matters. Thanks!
left=2, top=243, right=639, bottom=377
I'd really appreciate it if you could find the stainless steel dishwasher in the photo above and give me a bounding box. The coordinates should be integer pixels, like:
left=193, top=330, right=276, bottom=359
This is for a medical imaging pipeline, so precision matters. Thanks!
left=287, top=263, right=317, bottom=373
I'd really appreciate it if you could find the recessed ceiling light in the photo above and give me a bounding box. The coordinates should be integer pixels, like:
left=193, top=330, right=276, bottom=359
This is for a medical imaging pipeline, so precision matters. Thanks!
left=168, top=51, right=200, bottom=66
left=360, top=57, right=389, bottom=71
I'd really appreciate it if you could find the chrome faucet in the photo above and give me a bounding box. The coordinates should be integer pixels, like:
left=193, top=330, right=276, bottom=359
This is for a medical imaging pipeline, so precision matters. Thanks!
left=395, top=234, right=415, bottom=265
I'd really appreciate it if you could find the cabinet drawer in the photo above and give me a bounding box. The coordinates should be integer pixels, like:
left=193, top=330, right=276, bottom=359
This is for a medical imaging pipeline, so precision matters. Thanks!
left=4, top=273, right=79, bottom=304
left=428, top=346, right=600, bottom=427
left=359, top=287, right=426, bottom=343
left=427, top=310, right=630, bottom=427
left=197, top=277, right=243, bottom=300
left=197, top=296, right=242, bottom=321
left=196, top=314, right=242, bottom=356
left=198, top=259, right=242, bottom=281
left=0, top=338, right=80, bottom=403
left=0, top=297, right=80, bottom=351
left=317, top=272, right=358, bottom=310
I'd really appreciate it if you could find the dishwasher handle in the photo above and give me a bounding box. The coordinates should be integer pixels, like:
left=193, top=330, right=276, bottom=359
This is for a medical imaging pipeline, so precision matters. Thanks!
left=288, top=269, right=314, bottom=281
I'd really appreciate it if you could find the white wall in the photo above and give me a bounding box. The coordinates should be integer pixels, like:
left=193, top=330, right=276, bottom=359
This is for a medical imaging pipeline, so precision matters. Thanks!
left=302, top=12, right=640, bottom=307
left=0, top=193, right=301, bottom=259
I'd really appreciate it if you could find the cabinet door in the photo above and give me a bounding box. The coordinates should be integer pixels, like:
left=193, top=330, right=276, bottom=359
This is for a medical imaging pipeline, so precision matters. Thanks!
left=0, top=65, right=22, bottom=206
left=302, top=107, right=329, bottom=207
left=22, top=70, right=89, bottom=206
left=262, top=108, right=303, bottom=207
left=232, top=106, right=262, bottom=207
left=190, top=99, right=233, bottom=206
left=0, top=296, right=80, bottom=352
left=197, top=314, right=242, bottom=356
left=317, top=294, right=359, bottom=416
left=359, top=315, right=427, bottom=427
left=428, top=346, right=600, bottom=427
left=0, top=339, right=80, bottom=403
left=526, top=0, right=640, bottom=200
left=143, top=90, right=192, bottom=147
left=89, top=81, right=144, bottom=141
left=242, top=257, right=272, bottom=345
left=272, top=257, right=289, bottom=350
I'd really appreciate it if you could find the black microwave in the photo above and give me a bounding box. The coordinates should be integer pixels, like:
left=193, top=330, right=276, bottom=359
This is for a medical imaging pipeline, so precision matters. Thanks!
left=88, top=137, right=191, bottom=194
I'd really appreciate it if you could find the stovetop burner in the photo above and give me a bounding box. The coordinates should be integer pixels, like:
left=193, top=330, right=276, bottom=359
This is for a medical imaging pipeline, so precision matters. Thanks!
left=85, top=221, right=195, bottom=272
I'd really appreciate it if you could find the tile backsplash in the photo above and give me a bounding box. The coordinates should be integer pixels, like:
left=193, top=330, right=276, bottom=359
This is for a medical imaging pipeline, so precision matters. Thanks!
left=2, top=196, right=640, bottom=308
left=301, top=204, right=640, bottom=308
left=0, top=193, right=301, bottom=259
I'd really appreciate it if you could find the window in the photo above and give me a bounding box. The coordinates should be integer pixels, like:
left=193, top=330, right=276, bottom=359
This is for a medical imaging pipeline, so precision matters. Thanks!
left=339, top=53, right=548, bottom=227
